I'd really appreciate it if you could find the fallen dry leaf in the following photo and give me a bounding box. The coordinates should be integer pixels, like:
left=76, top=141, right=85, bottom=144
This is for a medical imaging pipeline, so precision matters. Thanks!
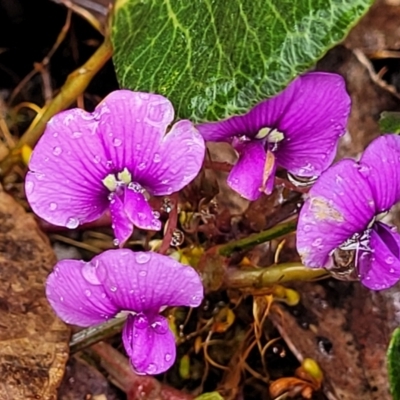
left=0, top=187, right=70, bottom=399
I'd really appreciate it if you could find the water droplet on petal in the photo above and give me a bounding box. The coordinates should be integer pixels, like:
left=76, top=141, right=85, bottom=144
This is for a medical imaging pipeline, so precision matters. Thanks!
left=93, top=155, right=101, bottom=164
left=138, top=162, right=146, bottom=170
left=303, top=224, right=311, bottom=232
left=139, top=270, right=147, bottom=277
left=146, top=363, right=157, bottom=374
left=85, top=289, right=91, bottom=297
left=113, top=138, right=122, bottom=147
left=165, top=353, right=172, bottom=362
left=49, top=202, right=57, bottom=211
left=53, top=146, right=62, bottom=156
left=52, top=131, right=58, bottom=137
left=386, top=256, right=394, bottom=265
left=66, top=217, right=79, bottom=229
left=135, top=143, right=142, bottom=150
left=312, top=238, right=322, bottom=247
left=72, top=131, right=82, bottom=138
left=152, top=211, right=160, bottom=219
left=59, top=296, right=64, bottom=302
left=110, top=286, right=117, bottom=292
left=26, top=181, right=34, bottom=194
left=390, top=268, right=395, bottom=273
left=113, top=238, right=120, bottom=246
left=81, top=261, right=102, bottom=285
left=153, top=153, right=161, bottom=163
left=135, top=252, right=151, bottom=264
left=134, top=313, right=148, bottom=329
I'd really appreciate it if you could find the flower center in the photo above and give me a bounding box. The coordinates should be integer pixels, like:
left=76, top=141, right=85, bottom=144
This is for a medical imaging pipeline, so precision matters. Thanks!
left=255, top=127, right=285, bottom=151
left=330, top=229, right=372, bottom=280
left=102, top=167, right=133, bottom=192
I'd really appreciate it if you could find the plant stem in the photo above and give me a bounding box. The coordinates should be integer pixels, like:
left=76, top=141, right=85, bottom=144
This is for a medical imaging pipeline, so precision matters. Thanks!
left=225, top=263, right=328, bottom=289
left=217, top=218, right=297, bottom=257
left=0, top=33, right=113, bottom=175
left=70, top=316, right=126, bottom=354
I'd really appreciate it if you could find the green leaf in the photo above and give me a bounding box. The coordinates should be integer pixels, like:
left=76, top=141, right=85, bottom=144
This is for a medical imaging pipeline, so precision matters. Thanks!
left=194, top=392, right=224, bottom=400
left=379, top=112, right=400, bottom=134
left=388, top=327, right=400, bottom=400
left=112, top=0, right=373, bottom=122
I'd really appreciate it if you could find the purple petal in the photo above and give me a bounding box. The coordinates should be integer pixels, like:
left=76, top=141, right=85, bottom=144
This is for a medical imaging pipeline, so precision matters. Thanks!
left=96, top=249, right=204, bottom=312
left=276, top=72, right=350, bottom=177
left=359, top=222, right=400, bottom=290
left=123, top=186, right=162, bottom=231
left=109, top=192, right=133, bottom=246
left=46, top=259, right=118, bottom=326
left=123, top=314, right=176, bottom=374
left=95, top=91, right=205, bottom=195
left=197, top=77, right=300, bottom=141
left=297, top=159, right=375, bottom=268
left=227, top=141, right=266, bottom=201
left=360, top=134, right=400, bottom=213
left=26, top=109, right=109, bottom=228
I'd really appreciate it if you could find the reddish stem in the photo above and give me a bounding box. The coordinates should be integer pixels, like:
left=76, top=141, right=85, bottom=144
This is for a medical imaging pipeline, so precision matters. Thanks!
left=91, top=342, right=193, bottom=400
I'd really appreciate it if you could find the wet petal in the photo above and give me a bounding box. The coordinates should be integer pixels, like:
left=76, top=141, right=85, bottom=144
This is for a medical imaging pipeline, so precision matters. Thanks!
left=276, top=72, right=350, bottom=177
left=96, top=91, right=205, bottom=195
left=96, top=249, right=204, bottom=313
left=359, top=222, right=400, bottom=290
left=124, top=185, right=162, bottom=231
left=26, top=109, right=109, bottom=227
left=227, top=141, right=266, bottom=201
left=122, top=314, right=176, bottom=375
left=108, top=192, right=133, bottom=247
left=297, top=159, right=375, bottom=268
left=46, top=259, right=118, bottom=326
left=360, top=134, right=400, bottom=213
left=197, top=77, right=300, bottom=141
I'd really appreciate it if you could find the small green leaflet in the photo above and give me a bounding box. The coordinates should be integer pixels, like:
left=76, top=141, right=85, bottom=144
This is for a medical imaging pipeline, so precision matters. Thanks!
left=194, top=392, right=224, bottom=400
left=379, top=112, right=400, bottom=134
left=112, top=0, right=373, bottom=122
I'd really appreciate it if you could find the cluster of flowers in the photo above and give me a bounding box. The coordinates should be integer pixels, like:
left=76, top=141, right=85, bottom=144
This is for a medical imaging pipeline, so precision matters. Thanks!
left=25, top=72, right=400, bottom=375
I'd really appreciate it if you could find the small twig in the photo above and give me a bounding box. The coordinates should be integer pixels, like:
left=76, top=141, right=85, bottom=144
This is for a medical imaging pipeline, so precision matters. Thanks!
left=159, top=193, right=179, bottom=254
left=0, top=33, right=113, bottom=175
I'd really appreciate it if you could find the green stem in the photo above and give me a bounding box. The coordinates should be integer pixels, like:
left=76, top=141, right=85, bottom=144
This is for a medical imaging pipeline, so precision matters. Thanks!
left=225, top=262, right=328, bottom=289
left=70, top=316, right=126, bottom=354
left=218, top=218, right=297, bottom=257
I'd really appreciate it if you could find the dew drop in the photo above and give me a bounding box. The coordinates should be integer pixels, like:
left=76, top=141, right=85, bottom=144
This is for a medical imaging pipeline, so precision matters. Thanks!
left=134, top=313, right=148, bottom=329
left=153, top=153, right=161, bottom=163
left=110, top=286, right=117, bottom=292
left=312, top=238, right=322, bottom=247
left=93, top=155, right=101, bottom=164
left=72, top=131, right=82, bottom=138
left=165, top=353, right=172, bottom=362
left=59, top=296, right=64, bottom=302
left=152, top=211, right=160, bottom=219
left=138, top=212, right=146, bottom=220
left=53, top=132, right=58, bottom=137
left=113, top=238, right=120, bottom=247
left=146, top=363, right=157, bottom=374
left=101, top=293, right=106, bottom=298
left=66, top=217, right=79, bottom=229
left=139, top=270, right=147, bottom=277
left=113, top=138, right=122, bottom=147
left=85, top=289, right=91, bottom=297
left=53, top=146, right=62, bottom=156
left=135, top=143, right=142, bottom=150
left=49, top=202, right=57, bottom=211
left=138, top=162, right=146, bottom=170
left=390, top=268, right=395, bottom=273
left=135, top=252, right=151, bottom=264
left=82, top=261, right=102, bottom=285
left=386, top=256, right=394, bottom=265
left=303, top=224, right=311, bottom=232
left=25, top=181, right=34, bottom=195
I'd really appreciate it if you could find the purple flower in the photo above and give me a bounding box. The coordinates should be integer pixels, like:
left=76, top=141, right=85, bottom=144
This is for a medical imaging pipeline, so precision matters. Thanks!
left=46, top=249, right=204, bottom=374
left=25, top=90, right=205, bottom=245
left=297, top=134, right=400, bottom=290
left=197, top=72, right=351, bottom=200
